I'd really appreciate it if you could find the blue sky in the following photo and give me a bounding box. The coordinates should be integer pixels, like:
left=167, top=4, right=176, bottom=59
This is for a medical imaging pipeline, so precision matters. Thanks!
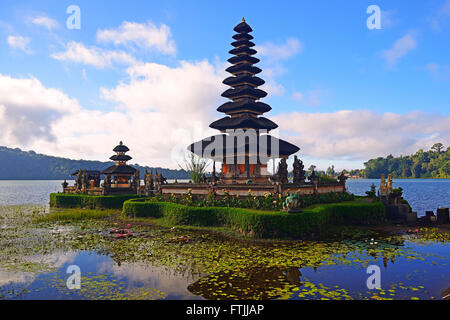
left=0, top=0, right=449, bottom=170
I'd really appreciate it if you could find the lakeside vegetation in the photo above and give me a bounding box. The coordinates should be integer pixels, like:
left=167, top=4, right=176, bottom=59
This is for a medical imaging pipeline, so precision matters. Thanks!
left=332, top=143, right=450, bottom=179
left=49, top=193, right=145, bottom=209
left=363, top=143, right=450, bottom=179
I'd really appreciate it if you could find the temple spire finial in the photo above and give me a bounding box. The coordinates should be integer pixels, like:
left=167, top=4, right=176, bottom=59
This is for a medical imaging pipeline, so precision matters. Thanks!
left=242, top=17, right=245, bottom=23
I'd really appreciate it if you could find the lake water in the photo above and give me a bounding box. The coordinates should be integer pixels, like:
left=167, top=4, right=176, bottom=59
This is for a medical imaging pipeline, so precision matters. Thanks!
left=0, top=181, right=449, bottom=300
left=0, top=179, right=448, bottom=216
left=1, top=207, right=449, bottom=300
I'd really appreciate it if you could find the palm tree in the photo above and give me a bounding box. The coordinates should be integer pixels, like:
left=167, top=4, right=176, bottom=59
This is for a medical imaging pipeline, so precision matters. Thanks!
left=179, top=152, right=210, bottom=183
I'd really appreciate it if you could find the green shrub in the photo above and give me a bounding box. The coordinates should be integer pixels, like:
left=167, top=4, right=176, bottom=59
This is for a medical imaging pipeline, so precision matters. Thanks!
left=123, top=199, right=385, bottom=239
left=35, top=209, right=116, bottom=222
left=50, top=193, right=145, bottom=209
left=153, top=191, right=355, bottom=211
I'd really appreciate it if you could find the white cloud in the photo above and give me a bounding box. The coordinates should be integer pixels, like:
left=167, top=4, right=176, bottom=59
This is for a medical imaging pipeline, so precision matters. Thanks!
left=30, top=16, right=59, bottom=30
left=51, top=41, right=137, bottom=68
left=1, top=73, right=449, bottom=169
left=0, top=74, right=80, bottom=145
left=253, top=38, right=302, bottom=97
left=7, top=35, right=32, bottom=53
left=424, top=63, right=450, bottom=80
left=430, top=0, right=450, bottom=31
left=273, top=110, right=450, bottom=160
left=381, top=34, right=417, bottom=66
left=0, top=58, right=225, bottom=167
left=99, top=60, right=225, bottom=166
left=442, top=0, right=450, bottom=15
left=380, top=10, right=398, bottom=29
left=97, top=21, right=176, bottom=55
left=292, top=90, right=328, bottom=108
left=256, top=38, right=302, bottom=62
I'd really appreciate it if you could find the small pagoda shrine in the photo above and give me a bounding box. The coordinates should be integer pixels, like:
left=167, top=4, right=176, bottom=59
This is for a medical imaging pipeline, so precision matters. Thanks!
left=101, top=141, right=140, bottom=194
left=188, top=18, right=299, bottom=184
left=62, top=141, right=141, bottom=195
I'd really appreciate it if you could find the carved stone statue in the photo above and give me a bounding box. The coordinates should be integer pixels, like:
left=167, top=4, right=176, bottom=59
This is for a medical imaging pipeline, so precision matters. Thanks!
left=103, top=175, right=111, bottom=188
left=94, top=175, right=100, bottom=187
left=154, top=170, right=164, bottom=193
left=61, top=179, right=68, bottom=191
left=379, top=174, right=387, bottom=196
left=75, top=169, right=82, bottom=191
left=159, top=173, right=167, bottom=185
left=143, top=169, right=153, bottom=195
left=283, top=194, right=302, bottom=213
left=338, top=172, right=347, bottom=183
left=293, top=156, right=305, bottom=184
left=133, top=169, right=140, bottom=193
left=81, top=170, right=88, bottom=192
left=387, top=174, right=393, bottom=193
left=277, top=158, right=288, bottom=184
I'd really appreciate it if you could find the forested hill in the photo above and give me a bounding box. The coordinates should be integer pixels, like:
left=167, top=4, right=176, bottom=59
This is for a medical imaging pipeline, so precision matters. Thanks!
left=363, top=143, right=450, bottom=179
left=0, top=146, right=189, bottom=180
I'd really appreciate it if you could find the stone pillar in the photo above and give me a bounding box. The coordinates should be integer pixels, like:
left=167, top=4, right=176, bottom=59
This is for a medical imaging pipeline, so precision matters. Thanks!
left=437, top=208, right=450, bottom=224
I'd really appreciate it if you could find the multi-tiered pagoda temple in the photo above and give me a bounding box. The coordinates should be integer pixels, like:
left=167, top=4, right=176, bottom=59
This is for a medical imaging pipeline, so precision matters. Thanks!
left=63, top=141, right=141, bottom=195
left=188, top=18, right=299, bottom=184
left=102, top=141, right=138, bottom=192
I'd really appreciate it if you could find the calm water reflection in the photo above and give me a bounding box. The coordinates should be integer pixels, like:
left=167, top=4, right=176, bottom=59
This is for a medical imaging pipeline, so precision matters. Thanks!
left=1, top=240, right=449, bottom=300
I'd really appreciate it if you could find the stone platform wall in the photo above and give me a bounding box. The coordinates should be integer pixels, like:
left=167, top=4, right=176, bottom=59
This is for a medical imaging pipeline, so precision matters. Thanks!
left=160, top=182, right=345, bottom=197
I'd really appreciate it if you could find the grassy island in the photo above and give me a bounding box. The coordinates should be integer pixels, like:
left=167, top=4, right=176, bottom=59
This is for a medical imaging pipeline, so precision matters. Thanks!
left=49, top=193, right=385, bottom=239
left=122, top=199, right=385, bottom=239
left=49, top=193, right=145, bottom=209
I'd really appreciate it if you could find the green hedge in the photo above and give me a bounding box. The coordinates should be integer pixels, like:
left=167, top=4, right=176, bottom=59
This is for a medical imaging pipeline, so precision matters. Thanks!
left=123, top=199, right=386, bottom=238
left=50, top=193, right=144, bottom=209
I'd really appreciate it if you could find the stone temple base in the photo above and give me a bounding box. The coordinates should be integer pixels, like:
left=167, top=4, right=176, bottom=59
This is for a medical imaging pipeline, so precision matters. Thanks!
left=160, top=182, right=345, bottom=197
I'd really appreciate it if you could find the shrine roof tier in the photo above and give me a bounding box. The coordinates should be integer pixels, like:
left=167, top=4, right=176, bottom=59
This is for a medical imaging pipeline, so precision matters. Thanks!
left=209, top=114, right=278, bottom=131
left=221, top=86, right=267, bottom=100
left=229, top=46, right=257, bottom=56
left=217, top=99, right=272, bottom=114
left=102, top=164, right=137, bottom=175
left=188, top=134, right=300, bottom=160
left=233, top=20, right=253, bottom=33
left=223, top=74, right=265, bottom=87
left=113, top=141, right=129, bottom=153
left=109, top=154, right=132, bottom=162
left=227, top=55, right=260, bottom=65
left=232, top=33, right=253, bottom=41
left=231, top=39, right=255, bottom=48
left=225, top=63, right=262, bottom=75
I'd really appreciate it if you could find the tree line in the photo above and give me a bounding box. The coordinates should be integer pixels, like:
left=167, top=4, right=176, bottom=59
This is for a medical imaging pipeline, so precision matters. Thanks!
left=0, top=146, right=189, bottom=180
left=362, top=143, right=450, bottom=179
